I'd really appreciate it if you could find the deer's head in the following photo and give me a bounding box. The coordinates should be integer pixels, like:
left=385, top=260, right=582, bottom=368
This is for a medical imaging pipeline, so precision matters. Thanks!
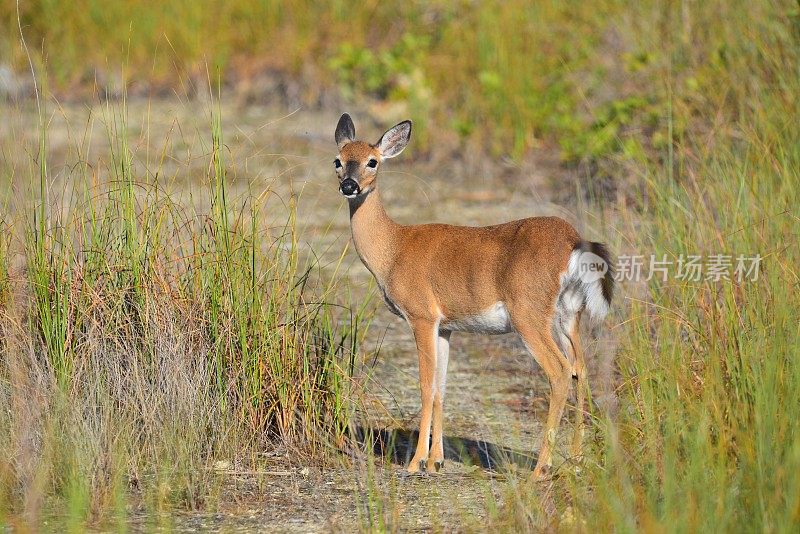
left=333, top=113, right=412, bottom=198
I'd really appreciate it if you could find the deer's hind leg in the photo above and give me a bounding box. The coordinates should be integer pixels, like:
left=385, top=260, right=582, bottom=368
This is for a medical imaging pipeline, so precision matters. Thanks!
left=567, top=314, right=587, bottom=459
left=514, top=311, right=573, bottom=480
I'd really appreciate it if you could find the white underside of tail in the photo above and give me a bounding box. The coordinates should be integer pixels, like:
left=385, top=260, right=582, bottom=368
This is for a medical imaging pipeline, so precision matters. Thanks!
left=561, top=248, right=611, bottom=322
left=552, top=248, right=611, bottom=365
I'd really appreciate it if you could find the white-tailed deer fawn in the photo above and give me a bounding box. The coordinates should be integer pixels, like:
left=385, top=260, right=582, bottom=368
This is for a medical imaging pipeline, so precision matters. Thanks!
left=334, top=113, right=613, bottom=478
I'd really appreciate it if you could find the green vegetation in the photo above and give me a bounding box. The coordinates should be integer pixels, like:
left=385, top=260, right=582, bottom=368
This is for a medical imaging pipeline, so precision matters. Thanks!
left=0, top=0, right=798, bottom=531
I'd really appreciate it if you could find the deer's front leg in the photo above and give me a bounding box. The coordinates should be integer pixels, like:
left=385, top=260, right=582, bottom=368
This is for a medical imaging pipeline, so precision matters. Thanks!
left=407, top=319, right=438, bottom=473
left=428, top=329, right=450, bottom=472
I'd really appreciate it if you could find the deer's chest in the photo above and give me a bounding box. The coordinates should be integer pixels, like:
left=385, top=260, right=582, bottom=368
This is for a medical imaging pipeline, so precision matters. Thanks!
left=382, top=288, right=405, bottom=318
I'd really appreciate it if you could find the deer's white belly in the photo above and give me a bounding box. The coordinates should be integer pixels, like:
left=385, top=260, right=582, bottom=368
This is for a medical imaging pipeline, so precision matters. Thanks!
left=441, top=302, right=513, bottom=334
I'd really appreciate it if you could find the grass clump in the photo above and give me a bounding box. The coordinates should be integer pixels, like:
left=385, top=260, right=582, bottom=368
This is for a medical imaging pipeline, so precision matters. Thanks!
left=580, top=107, right=799, bottom=532
left=0, top=92, right=367, bottom=528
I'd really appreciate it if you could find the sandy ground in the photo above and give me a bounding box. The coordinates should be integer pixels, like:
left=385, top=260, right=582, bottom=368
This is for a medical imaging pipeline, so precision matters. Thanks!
left=1, top=98, right=619, bottom=532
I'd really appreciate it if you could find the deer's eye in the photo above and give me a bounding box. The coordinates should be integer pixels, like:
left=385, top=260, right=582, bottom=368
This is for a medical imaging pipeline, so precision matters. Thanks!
left=334, top=159, right=342, bottom=169
left=367, top=159, right=378, bottom=168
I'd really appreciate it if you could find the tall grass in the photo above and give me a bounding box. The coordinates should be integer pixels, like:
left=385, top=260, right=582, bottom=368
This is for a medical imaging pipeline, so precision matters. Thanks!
left=0, top=219, right=8, bottom=304
left=561, top=105, right=800, bottom=532
left=0, top=89, right=367, bottom=527
left=485, top=2, right=800, bottom=532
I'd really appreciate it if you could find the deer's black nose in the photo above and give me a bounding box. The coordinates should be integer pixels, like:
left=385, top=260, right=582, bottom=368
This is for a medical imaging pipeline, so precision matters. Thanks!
left=339, top=179, right=360, bottom=197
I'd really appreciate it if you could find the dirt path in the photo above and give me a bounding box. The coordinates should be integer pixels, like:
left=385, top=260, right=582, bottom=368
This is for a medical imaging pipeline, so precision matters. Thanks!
left=1, top=99, right=616, bottom=531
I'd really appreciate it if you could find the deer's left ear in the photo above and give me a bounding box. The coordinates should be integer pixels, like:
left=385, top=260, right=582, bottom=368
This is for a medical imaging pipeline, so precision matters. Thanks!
left=377, top=120, right=412, bottom=158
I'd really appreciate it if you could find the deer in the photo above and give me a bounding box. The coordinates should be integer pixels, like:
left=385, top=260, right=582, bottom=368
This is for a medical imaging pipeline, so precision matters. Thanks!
left=333, top=113, right=614, bottom=479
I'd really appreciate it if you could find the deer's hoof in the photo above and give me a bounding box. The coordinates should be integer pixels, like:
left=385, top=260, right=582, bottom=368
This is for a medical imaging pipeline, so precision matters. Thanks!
left=407, top=459, right=426, bottom=474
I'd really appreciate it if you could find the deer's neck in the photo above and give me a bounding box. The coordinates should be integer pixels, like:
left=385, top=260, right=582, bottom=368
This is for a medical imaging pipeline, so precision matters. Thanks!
left=348, top=189, right=400, bottom=286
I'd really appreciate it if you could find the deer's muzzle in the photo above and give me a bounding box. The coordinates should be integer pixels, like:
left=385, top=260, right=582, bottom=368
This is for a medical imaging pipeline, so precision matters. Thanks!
left=339, top=178, right=360, bottom=198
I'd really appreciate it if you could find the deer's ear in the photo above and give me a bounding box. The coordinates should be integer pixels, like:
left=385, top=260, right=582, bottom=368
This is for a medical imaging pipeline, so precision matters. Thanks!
left=335, top=113, right=356, bottom=149
left=377, top=120, right=412, bottom=158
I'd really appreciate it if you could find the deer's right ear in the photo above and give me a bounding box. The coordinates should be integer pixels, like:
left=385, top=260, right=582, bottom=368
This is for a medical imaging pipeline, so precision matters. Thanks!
left=335, top=113, right=356, bottom=150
